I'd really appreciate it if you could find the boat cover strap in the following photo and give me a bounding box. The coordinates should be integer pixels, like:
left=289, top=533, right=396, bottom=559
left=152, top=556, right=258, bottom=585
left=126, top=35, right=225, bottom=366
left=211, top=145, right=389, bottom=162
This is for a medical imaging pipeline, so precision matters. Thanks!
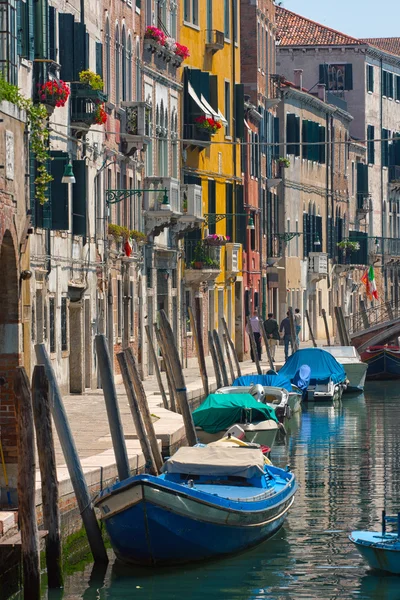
left=162, top=446, right=265, bottom=479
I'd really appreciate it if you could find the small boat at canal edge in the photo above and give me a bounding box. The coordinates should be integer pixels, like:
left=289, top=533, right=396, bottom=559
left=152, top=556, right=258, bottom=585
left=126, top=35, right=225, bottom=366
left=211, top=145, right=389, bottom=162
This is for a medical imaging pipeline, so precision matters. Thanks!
left=95, top=446, right=297, bottom=565
left=360, top=345, right=400, bottom=380
left=349, top=511, right=400, bottom=574
left=322, top=346, right=368, bottom=392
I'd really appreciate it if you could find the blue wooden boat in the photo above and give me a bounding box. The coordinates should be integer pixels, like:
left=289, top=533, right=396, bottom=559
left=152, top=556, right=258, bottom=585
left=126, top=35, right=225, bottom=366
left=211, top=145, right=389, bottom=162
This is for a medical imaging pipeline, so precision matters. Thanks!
left=360, top=345, right=400, bottom=380
left=95, top=446, right=297, bottom=565
left=349, top=511, right=400, bottom=574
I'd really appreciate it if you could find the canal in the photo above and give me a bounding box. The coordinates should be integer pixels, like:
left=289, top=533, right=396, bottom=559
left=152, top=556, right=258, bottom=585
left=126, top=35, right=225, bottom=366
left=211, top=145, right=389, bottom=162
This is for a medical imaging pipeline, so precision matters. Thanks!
left=16, top=382, right=400, bottom=599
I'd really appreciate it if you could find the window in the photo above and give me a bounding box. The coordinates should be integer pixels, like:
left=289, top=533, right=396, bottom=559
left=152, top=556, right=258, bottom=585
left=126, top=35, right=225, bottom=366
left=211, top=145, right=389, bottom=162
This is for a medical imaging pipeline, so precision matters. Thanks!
left=286, top=113, right=300, bottom=156
left=105, top=17, right=111, bottom=97
left=0, top=0, right=18, bottom=84
left=319, top=63, right=353, bottom=91
left=171, top=109, right=178, bottom=178
left=233, top=0, right=237, bottom=42
left=224, top=0, right=230, bottom=39
left=184, top=0, right=198, bottom=26
left=127, top=35, right=132, bottom=101
left=115, top=24, right=120, bottom=104
left=49, top=297, right=55, bottom=353
left=146, top=0, right=152, bottom=26
left=121, top=26, right=126, bottom=101
left=396, top=75, right=400, bottom=101
left=382, top=128, right=390, bottom=167
left=117, top=279, right=122, bottom=338
left=225, top=80, right=231, bottom=136
left=129, top=281, right=134, bottom=338
left=367, top=125, right=375, bottom=164
left=366, top=64, right=374, bottom=92
left=136, top=38, right=141, bottom=101
left=61, top=297, right=68, bottom=351
left=382, top=70, right=394, bottom=98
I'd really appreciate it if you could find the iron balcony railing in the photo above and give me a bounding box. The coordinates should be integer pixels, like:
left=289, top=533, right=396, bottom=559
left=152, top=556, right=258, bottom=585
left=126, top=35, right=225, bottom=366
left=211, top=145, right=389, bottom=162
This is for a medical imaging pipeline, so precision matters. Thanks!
left=184, top=240, right=222, bottom=270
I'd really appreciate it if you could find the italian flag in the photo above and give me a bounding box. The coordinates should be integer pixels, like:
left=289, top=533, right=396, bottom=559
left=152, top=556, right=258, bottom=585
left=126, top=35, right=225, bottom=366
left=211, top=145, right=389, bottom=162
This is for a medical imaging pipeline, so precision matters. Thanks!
left=361, top=266, right=378, bottom=301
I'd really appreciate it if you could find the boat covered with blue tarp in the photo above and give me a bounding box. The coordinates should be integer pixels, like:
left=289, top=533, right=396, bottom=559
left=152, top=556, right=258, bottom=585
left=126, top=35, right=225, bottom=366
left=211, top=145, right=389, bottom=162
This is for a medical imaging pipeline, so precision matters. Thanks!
left=95, top=446, right=297, bottom=565
left=279, top=348, right=346, bottom=385
left=232, top=374, right=293, bottom=392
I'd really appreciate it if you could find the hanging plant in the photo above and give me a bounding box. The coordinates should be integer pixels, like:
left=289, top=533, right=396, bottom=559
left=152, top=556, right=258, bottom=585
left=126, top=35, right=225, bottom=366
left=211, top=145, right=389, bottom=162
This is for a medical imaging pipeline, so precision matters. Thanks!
left=38, top=79, right=70, bottom=107
left=79, top=70, right=104, bottom=91
left=94, top=104, right=107, bottom=125
left=0, top=77, right=53, bottom=205
left=108, top=224, right=147, bottom=244
left=195, top=116, right=222, bottom=135
left=337, top=240, right=360, bottom=252
left=175, top=43, right=190, bottom=60
left=278, top=157, right=291, bottom=167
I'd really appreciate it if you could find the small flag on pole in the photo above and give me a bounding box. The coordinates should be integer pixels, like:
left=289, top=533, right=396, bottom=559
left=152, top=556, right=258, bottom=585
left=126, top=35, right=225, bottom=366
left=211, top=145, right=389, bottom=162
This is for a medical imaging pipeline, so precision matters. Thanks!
left=361, top=265, right=378, bottom=301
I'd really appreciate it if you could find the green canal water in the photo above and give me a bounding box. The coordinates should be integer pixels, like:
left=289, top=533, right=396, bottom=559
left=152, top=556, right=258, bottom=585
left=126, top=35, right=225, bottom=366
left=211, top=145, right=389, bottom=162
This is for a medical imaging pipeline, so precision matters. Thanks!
left=17, top=383, right=400, bottom=599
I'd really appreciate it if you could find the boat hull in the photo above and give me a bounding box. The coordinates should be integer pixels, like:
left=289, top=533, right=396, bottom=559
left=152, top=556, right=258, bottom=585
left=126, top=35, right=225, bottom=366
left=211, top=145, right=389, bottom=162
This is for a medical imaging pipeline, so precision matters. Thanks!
left=196, top=421, right=279, bottom=448
left=361, top=347, right=400, bottom=380
left=342, top=363, right=368, bottom=392
left=350, top=532, right=400, bottom=574
left=97, top=475, right=296, bottom=566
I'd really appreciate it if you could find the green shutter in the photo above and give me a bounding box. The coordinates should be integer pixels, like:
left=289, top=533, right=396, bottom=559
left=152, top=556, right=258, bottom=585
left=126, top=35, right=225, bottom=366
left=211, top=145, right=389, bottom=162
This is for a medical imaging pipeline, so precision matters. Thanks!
left=367, top=125, right=375, bottom=164
left=26, top=0, right=35, bottom=60
left=235, top=184, right=246, bottom=247
left=273, top=117, right=280, bottom=158
left=59, top=13, right=75, bottom=81
left=209, top=75, right=218, bottom=111
left=319, top=64, right=328, bottom=86
left=96, top=42, right=103, bottom=78
left=349, top=231, right=368, bottom=266
left=50, top=152, right=69, bottom=230
left=344, top=64, right=353, bottom=90
left=74, top=22, right=88, bottom=80
left=49, top=6, right=56, bottom=61
left=319, top=125, right=326, bottom=164
left=226, top=183, right=233, bottom=241
left=72, top=160, right=87, bottom=237
left=315, top=215, right=323, bottom=250
left=19, top=0, right=35, bottom=59
left=234, top=83, right=244, bottom=140
left=42, top=158, right=52, bottom=229
left=17, top=0, right=23, bottom=56
left=286, top=113, right=297, bottom=155
left=34, top=0, right=49, bottom=59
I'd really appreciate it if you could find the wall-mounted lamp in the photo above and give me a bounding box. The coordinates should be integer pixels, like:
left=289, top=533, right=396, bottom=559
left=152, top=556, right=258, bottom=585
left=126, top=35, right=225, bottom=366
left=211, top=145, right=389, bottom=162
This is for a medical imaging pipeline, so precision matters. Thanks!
left=247, top=216, right=255, bottom=230
left=314, top=234, right=321, bottom=248
left=61, top=162, right=76, bottom=184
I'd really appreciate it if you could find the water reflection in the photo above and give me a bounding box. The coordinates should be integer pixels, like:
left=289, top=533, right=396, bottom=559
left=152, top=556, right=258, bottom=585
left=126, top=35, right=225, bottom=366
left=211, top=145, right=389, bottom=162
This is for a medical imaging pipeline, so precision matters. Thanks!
left=33, top=384, right=400, bottom=599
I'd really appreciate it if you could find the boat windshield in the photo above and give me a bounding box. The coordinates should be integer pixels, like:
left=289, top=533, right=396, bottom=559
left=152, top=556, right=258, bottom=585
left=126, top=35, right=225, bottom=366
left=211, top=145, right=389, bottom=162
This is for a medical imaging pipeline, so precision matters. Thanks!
left=322, top=346, right=358, bottom=359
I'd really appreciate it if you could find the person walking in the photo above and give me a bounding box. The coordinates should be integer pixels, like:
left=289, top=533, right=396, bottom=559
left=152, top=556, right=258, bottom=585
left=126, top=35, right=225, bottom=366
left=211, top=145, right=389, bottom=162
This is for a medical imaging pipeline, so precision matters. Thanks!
left=280, top=312, right=292, bottom=362
left=294, top=308, right=302, bottom=348
left=264, top=313, right=280, bottom=361
left=246, top=311, right=262, bottom=362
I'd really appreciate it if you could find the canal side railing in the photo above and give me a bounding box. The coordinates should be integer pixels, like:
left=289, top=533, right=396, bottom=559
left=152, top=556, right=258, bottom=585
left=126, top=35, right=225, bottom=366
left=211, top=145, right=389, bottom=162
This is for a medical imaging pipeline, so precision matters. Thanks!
left=348, top=299, right=400, bottom=335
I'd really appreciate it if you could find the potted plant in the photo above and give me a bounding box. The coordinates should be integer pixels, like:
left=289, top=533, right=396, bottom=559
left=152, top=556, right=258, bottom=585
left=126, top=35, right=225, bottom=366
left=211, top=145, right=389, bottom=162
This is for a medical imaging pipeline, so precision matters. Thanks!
left=195, top=116, right=222, bottom=136
left=278, top=157, right=291, bottom=168
left=144, top=26, right=166, bottom=48
left=182, top=197, right=188, bottom=213
left=79, top=70, right=105, bottom=92
left=191, top=241, right=207, bottom=269
left=204, top=234, right=230, bottom=246
left=38, top=79, right=70, bottom=113
left=337, top=240, right=360, bottom=253
left=94, top=104, right=107, bottom=125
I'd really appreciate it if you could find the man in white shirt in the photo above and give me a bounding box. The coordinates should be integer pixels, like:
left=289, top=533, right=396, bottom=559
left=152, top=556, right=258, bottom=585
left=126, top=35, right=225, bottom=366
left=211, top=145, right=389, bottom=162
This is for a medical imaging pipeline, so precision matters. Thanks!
left=294, top=308, right=302, bottom=348
left=246, top=311, right=262, bottom=362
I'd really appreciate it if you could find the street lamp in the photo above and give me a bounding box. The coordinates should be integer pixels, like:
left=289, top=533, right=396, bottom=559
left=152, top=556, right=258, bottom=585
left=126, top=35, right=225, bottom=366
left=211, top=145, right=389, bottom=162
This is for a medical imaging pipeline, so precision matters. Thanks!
left=314, top=233, right=321, bottom=248
left=160, top=189, right=171, bottom=211
left=374, top=237, right=380, bottom=252
left=247, top=216, right=255, bottom=230
left=61, top=161, right=76, bottom=184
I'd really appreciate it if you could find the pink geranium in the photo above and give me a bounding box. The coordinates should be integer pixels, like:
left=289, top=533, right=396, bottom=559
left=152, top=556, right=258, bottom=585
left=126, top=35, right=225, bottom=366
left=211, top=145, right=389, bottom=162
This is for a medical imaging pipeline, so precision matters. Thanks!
left=175, top=42, right=190, bottom=60
left=144, top=26, right=166, bottom=46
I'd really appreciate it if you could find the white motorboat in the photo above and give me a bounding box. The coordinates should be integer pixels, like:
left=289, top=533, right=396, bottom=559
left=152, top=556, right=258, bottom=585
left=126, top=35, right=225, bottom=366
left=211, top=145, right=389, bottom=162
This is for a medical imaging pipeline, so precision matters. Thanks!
left=322, top=346, right=367, bottom=392
left=216, top=385, right=302, bottom=422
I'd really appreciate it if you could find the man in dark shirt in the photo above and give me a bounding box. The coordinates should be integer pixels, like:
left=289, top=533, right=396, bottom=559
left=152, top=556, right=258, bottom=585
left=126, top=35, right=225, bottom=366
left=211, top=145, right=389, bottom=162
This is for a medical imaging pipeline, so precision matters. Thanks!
left=280, top=312, right=292, bottom=361
left=264, top=313, right=279, bottom=361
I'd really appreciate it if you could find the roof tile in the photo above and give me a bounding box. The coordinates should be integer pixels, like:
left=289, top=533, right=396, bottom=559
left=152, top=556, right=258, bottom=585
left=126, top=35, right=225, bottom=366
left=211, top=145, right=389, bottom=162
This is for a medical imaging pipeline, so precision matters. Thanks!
left=361, top=37, right=400, bottom=57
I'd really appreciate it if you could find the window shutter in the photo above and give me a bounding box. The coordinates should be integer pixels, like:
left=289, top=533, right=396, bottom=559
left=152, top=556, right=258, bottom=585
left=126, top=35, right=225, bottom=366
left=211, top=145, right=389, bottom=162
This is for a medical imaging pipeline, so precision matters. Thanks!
left=226, top=183, right=233, bottom=241
left=234, top=83, right=245, bottom=140
left=303, top=213, right=308, bottom=258
left=30, top=148, right=41, bottom=228
left=72, top=160, right=87, bottom=237
left=235, top=184, right=246, bottom=247
left=315, top=215, right=323, bottom=250
left=312, top=121, right=319, bottom=161
left=50, top=152, right=69, bottom=230
left=17, top=0, right=23, bottom=56
left=344, top=64, right=353, bottom=90
left=59, top=13, right=75, bottom=81
left=273, top=116, right=280, bottom=158
left=382, top=71, right=388, bottom=97
left=26, top=0, right=35, bottom=60
left=319, top=64, right=328, bottom=86
left=96, top=42, right=103, bottom=78
left=208, top=179, right=216, bottom=235
left=34, top=0, right=50, bottom=59
left=382, top=128, right=389, bottom=167
left=367, top=125, right=375, bottom=164
left=49, top=6, right=56, bottom=60
left=286, top=113, right=297, bottom=155
left=302, top=120, right=308, bottom=159
left=370, top=65, right=374, bottom=92
left=209, top=75, right=218, bottom=111
left=74, top=22, right=88, bottom=80
left=349, top=231, right=368, bottom=266
left=42, top=158, right=52, bottom=229
left=319, top=125, right=326, bottom=164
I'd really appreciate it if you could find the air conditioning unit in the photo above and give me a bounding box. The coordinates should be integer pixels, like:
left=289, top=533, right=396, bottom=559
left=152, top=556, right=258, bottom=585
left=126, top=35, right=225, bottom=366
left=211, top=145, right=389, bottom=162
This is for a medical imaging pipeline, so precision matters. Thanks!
left=181, top=184, right=203, bottom=219
left=308, top=252, right=328, bottom=275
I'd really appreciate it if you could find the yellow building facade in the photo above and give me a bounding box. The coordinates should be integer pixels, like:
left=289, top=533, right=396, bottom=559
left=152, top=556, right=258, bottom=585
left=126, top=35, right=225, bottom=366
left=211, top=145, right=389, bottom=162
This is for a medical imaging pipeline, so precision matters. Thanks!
left=180, top=1, right=245, bottom=356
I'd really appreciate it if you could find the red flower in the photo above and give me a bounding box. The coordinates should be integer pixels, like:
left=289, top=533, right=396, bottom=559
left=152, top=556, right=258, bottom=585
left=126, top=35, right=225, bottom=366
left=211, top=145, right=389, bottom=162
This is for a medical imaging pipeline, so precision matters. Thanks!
left=175, top=43, right=190, bottom=60
left=39, top=79, right=70, bottom=108
left=195, top=115, right=222, bottom=134
left=94, top=104, right=107, bottom=125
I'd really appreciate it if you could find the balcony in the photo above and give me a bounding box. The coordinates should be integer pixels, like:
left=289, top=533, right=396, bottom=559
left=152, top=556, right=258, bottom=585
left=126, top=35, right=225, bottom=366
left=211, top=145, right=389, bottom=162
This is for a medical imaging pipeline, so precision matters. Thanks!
left=120, top=101, right=152, bottom=156
left=389, top=166, right=400, bottom=184
left=180, top=184, right=204, bottom=224
left=70, top=83, right=107, bottom=131
left=372, top=237, right=400, bottom=257
left=308, top=252, right=328, bottom=280
left=266, top=235, right=283, bottom=266
left=143, top=177, right=181, bottom=236
left=356, top=193, right=372, bottom=215
left=182, top=124, right=212, bottom=151
left=183, top=240, right=221, bottom=286
left=226, top=243, right=241, bottom=276
left=206, top=30, right=225, bottom=53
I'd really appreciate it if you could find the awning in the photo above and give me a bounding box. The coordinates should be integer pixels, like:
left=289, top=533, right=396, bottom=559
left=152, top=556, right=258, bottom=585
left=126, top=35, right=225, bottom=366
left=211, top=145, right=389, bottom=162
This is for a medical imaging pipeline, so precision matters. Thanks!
left=188, top=82, right=211, bottom=117
left=217, top=108, right=228, bottom=127
left=200, top=94, right=220, bottom=119
left=244, top=119, right=251, bottom=131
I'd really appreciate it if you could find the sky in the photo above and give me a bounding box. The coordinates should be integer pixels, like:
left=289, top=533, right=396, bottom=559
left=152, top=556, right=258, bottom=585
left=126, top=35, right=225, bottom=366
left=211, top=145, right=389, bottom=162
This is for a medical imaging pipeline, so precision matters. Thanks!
left=282, top=0, right=400, bottom=39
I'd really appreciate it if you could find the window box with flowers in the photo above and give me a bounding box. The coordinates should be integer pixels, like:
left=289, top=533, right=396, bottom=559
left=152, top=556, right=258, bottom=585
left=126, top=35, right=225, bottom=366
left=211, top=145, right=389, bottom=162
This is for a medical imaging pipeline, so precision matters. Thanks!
left=195, top=116, right=222, bottom=136
left=37, top=79, right=70, bottom=115
left=204, top=234, right=230, bottom=247
left=337, top=240, right=360, bottom=253
left=144, top=27, right=190, bottom=67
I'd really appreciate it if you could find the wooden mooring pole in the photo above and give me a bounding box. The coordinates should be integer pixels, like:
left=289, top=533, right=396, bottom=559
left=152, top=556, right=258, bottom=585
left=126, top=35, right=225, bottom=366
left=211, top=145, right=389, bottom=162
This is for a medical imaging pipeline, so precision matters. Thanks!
left=159, top=310, right=198, bottom=447
left=259, top=319, right=275, bottom=372
left=288, top=307, right=298, bottom=353
left=145, top=325, right=169, bottom=410
left=321, top=309, right=331, bottom=346
left=31, top=366, right=63, bottom=590
left=208, top=331, right=223, bottom=389
left=155, top=324, right=178, bottom=413
left=125, top=347, right=163, bottom=473
left=95, top=334, right=130, bottom=482
left=213, top=329, right=229, bottom=385
left=221, top=317, right=242, bottom=378
left=117, top=351, right=158, bottom=475
left=35, top=344, right=108, bottom=564
left=14, top=367, right=40, bottom=600
left=223, top=333, right=235, bottom=384
left=305, top=310, right=317, bottom=348
left=246, top=318, right=262, bottom=375
left=188, top=306, right=209, bottom=397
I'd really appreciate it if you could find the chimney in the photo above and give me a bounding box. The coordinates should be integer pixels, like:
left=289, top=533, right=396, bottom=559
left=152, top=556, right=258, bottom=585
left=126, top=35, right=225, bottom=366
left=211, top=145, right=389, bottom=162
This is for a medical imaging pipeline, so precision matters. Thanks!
left=317, top=83, right=326, bottom=103
left=294, top=69, right=303, bottom=89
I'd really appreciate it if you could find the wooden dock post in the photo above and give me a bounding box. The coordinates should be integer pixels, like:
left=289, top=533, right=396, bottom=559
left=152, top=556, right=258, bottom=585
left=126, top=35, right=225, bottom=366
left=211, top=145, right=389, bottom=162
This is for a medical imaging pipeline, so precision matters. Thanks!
left=95, top=335, right=130, bottom=482
left=359, top=300, right=370, bottom=330
left=31, top=366, right=63, bottom=590
left=117, top=352, right=158, bottom=475
left=259, top=319, right=275, bottom=371
left=321, top=309, right=331, bottom=346
left=221, top=317, right=242, bottom=378
left=155, top=324, right=178, bottom=413
left=125, top=347, right=163, bottom=473
left=208, top=331, right=223, bottom=389
left=188, top=306, right=209, bottom=397
left=288, top=307, right=299, bottom=353
left=35, top=344, right=108, bottom=564
left=305, top=310, right=317, bottom=347
left=223, top=333, right=235, bottom=383
left=159, top=310, right=198, bottom=447
left=337, top=307, right=351, bottom=346
left=213, top=329, right=229, bottom=385
left=145, top=325, right=169, bottom=410
left=14, top=367, right=40, bottom=599
left=246, top=318, right=262, bottom=375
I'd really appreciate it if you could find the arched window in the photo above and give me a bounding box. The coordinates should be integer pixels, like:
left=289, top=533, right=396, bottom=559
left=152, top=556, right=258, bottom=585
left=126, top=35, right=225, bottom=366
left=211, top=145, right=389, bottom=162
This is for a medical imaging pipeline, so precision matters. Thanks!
left=127, top=35, right=132, bottom=101
left=105, top=17, right=111, bottom=97
left=121, top=26, right=126, bottom=102
left=136, top=38, right=141, bottom=101
left=171, top=108, right=178, bottom=178
left=115, top=24, right=120, bottom=105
